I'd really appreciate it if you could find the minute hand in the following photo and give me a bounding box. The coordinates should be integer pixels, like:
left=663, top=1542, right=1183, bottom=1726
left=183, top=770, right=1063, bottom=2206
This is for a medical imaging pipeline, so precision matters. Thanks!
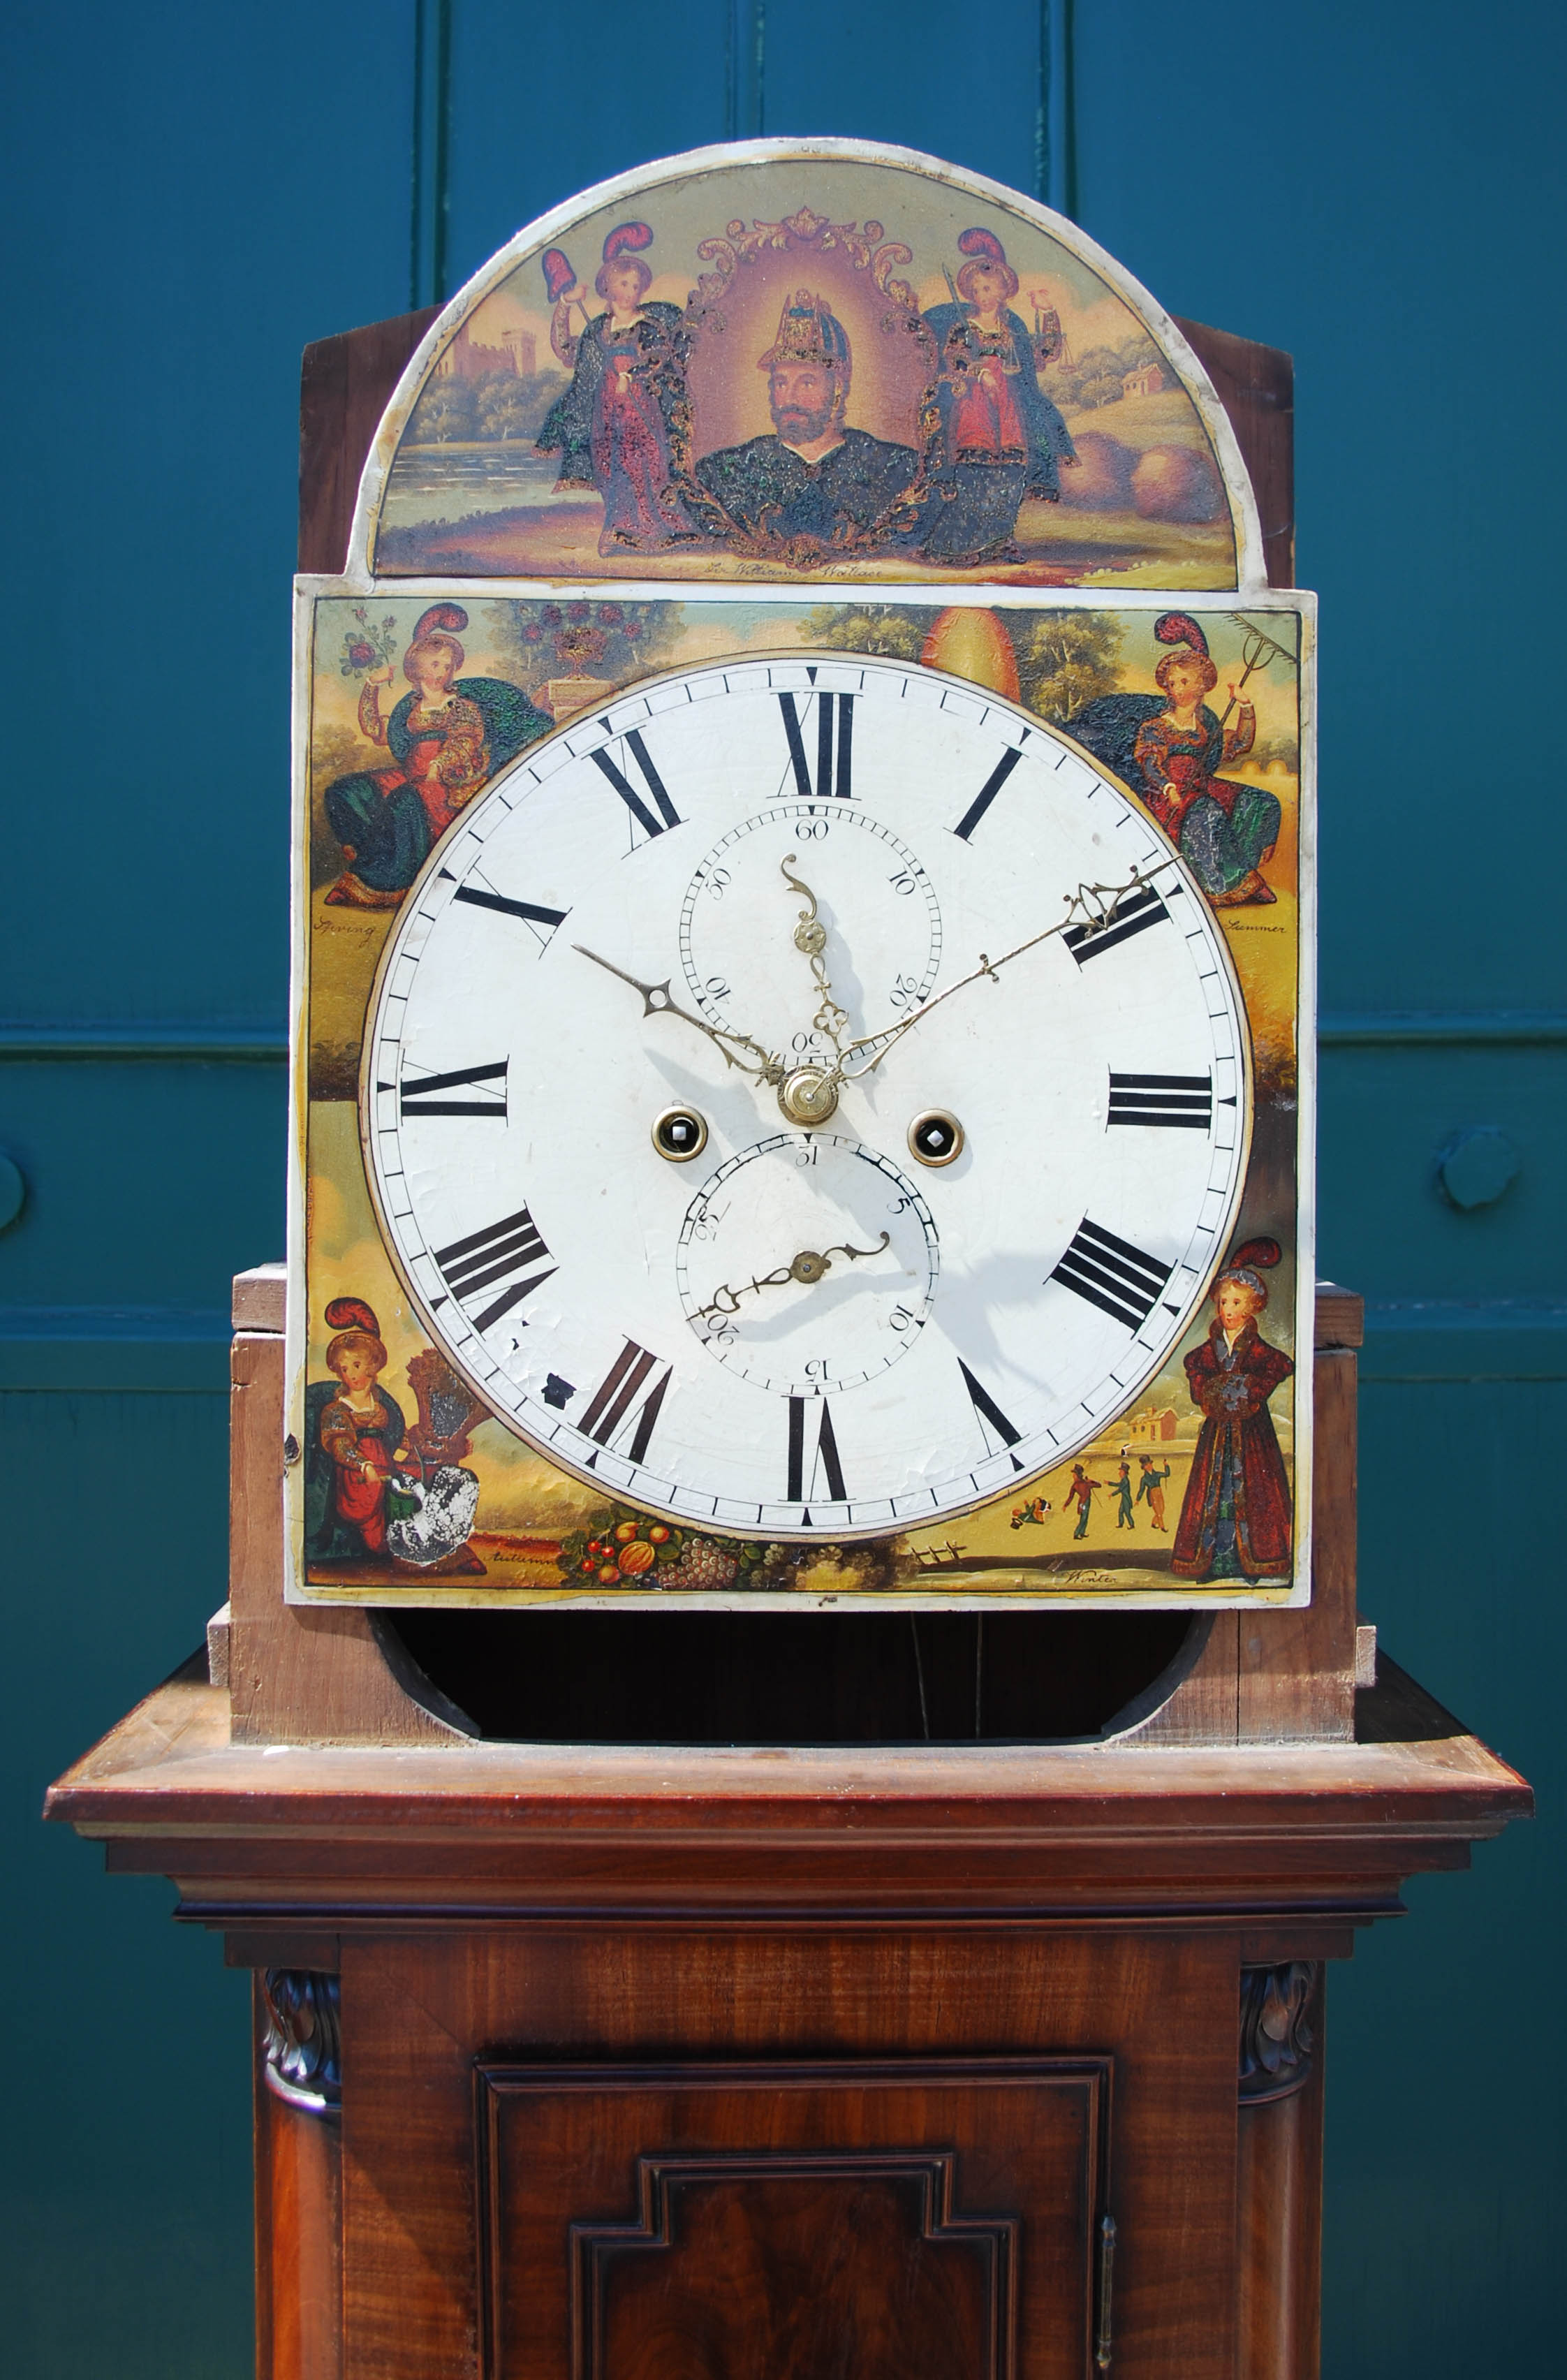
left=573, top=944, right=786, bottom=1083
left=832, top=872, right=1149, bottom=1078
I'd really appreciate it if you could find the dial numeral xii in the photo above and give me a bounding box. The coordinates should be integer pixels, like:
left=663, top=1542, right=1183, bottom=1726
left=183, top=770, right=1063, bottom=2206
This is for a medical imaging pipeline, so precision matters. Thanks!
left=779, top=691, right=854, bottom=802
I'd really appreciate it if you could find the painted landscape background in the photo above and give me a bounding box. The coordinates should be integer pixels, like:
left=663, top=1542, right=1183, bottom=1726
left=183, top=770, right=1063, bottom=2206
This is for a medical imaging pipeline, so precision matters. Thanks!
left=371, top=155, right=1241, bottom=588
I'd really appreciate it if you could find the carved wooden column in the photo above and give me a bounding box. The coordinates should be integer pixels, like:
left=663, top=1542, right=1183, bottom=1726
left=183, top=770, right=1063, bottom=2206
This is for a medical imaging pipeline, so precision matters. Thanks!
left=1237, top=1961, right=1323, bottom=2380
left=256, top=1969, right=344, bottom=2380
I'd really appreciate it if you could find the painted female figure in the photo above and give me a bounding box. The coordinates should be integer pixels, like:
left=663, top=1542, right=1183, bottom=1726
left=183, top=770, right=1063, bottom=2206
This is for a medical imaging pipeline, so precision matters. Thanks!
left=919, top=227, right=1077, bottom=566
left=304, top=1300, right=409, bottom=1563
left=1073, top=615, right=1280, bottom=906
left=1172, top=1241, right=1295, bottom=1584
left=536, top=222, right=697, bottom=557
left=323, top=605, right=547, bottom=908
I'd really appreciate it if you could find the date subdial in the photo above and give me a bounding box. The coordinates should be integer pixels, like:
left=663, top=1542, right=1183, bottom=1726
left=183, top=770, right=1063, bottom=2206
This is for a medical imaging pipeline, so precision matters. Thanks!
left=679, top=804, right=941, bottom=1071
left=674, top=1133, right=940, bottom=1396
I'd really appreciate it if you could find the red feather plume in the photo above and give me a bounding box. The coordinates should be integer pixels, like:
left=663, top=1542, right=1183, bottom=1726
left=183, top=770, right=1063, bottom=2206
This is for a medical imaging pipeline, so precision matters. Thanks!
left=325, top=1297, right=380, bottom=1335
left=1154, top=611, right=1209, bottom=659
left=601, top=220, right=654, bottom=262
left=956, top=226, right=1007, bottom=266
left=1225, top=1238, right=1281, bottom=1272
left=411, top=603, right=469, bottom=642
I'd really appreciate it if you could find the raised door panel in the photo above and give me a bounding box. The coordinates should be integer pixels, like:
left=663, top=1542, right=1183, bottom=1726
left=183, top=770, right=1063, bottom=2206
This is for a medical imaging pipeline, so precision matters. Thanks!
left=476, top=2059, right=1108, bottom=2380
left=341, top=1932, right=1237, bottom=2380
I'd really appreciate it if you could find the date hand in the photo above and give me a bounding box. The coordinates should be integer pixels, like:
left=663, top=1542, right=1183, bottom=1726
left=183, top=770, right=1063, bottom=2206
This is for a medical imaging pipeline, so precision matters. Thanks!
left=830, top=870, right=1151, bottom=1080
left=696, top=1231, right=890, bottom=1325
left=574, top=944, right=785, bottom=1084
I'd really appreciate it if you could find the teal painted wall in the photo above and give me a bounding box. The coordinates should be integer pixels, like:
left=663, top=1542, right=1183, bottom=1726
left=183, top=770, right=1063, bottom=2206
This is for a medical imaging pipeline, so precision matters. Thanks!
left=5, top=3, right=1558, bottom=2370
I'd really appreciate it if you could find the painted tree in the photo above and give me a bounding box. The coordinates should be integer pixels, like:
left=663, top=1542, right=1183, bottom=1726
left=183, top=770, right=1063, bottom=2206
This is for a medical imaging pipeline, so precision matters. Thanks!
left=409, top=376, right=476, bottom=443
left=476, top=374, right=535, bottom=440
left=1013, top=611, right=1124, bottom=724
left=804, top=604, right=938, bottom=661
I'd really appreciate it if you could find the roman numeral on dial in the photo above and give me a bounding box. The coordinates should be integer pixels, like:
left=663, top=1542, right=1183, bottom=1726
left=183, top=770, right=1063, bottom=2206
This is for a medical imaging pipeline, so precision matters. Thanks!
left=395, top=1059, right=508, bottom=1119
left=952, top=745, right=1022, bottom=840
left=779, top=690, right=855, bottom=800
left=1064, top=883, right=1171, bottom=965
left=589, top=727, right=682, bottom=841
left=1108, top=1071, right=1213, bottom=1129
left=578, top=1339, right=672, bottom=1463
left=441, top=867, right=568, bottom=945
left=432, top=1205, right=556, bottom=1330
left=786, top=1395, right=847, bottom=1506
left=957, top=1359, right=1024, bottom=1467
left=1050, top=1218, right=1173, bottom=1332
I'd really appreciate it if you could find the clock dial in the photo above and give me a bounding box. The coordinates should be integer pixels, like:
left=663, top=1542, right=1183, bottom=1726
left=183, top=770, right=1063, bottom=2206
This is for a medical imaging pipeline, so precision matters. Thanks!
left=362, top=652, right=1251, bottom=1541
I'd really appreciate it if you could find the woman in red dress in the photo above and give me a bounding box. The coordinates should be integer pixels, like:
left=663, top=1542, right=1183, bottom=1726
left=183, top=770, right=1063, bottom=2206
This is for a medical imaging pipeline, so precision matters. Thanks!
left=920, top=227, right=1076, bottom=566
left=1131, top=617, right=1278, bottom=906
left=1172, top=1240, right=1294, bottom=1582
left=1073, top=615, right=1281, bottom=908
left=536, top=222, right=696, bottom=557
left=323, top=605, right=492, bottom=909
left=308, top=1300, right=410, bottom=1561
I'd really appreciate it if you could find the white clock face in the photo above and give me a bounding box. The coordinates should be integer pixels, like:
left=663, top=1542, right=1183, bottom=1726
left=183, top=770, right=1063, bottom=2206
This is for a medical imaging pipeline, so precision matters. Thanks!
left=362, top=651, right=1250, bottom=1541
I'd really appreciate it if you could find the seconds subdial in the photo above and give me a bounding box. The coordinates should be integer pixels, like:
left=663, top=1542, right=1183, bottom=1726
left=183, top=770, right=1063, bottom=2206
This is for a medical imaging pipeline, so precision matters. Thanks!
left=679, top=804, right=942, bottom=1070
left=675, top=1134, right=940, bottom=1396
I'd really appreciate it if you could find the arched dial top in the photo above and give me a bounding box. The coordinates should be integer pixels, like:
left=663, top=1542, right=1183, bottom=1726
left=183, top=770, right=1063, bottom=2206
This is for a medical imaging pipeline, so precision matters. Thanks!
left=362, top=652, right=1251, bottom=1543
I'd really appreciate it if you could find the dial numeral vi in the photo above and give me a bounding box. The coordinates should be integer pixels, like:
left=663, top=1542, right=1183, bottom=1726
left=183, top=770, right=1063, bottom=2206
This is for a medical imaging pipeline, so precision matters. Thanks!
left=786, top=1395, right=847, bottom=1506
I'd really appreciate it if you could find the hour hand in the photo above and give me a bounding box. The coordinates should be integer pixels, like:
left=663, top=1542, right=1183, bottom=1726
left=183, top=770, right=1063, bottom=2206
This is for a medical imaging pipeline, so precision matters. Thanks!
left=573, top=944, right=784, bottom=1083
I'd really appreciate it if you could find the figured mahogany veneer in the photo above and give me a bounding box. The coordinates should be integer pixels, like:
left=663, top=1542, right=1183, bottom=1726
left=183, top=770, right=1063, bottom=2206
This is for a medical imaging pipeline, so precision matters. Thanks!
left=478, top=2061, right=1096, bottom=2380
left=47, top=1283, right=1527, bottom=2380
